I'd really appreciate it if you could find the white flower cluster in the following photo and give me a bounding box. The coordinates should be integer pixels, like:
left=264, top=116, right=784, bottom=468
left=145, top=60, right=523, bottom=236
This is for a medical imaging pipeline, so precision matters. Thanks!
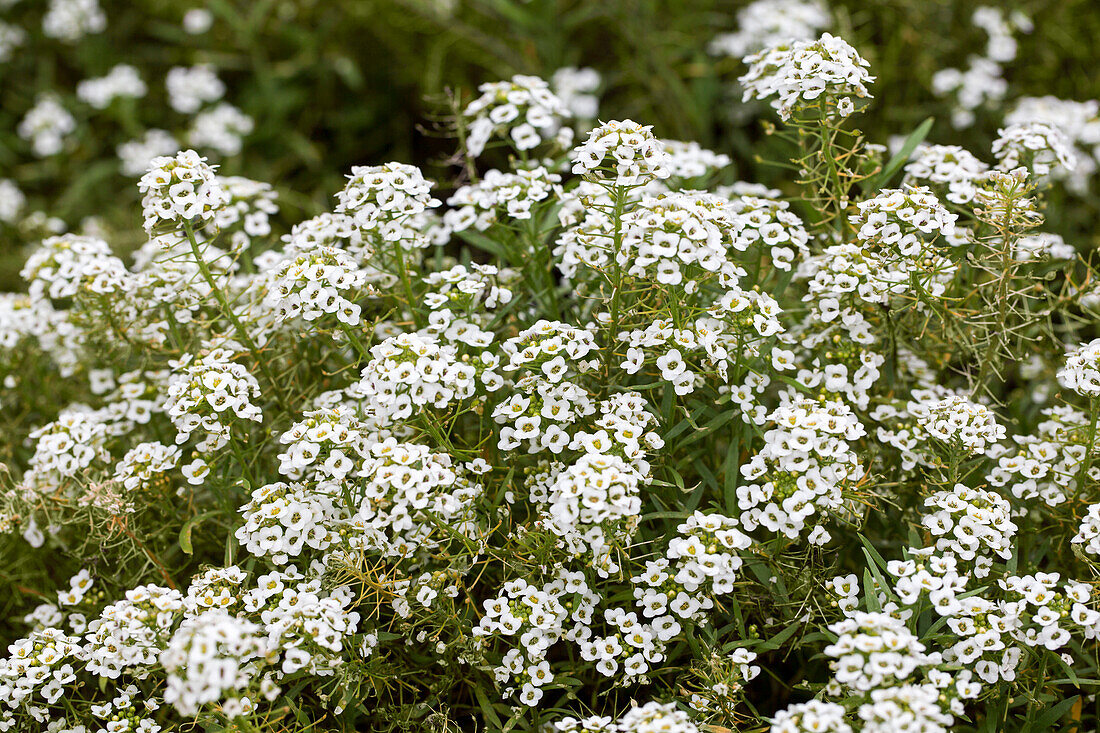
left=88, top=684, right=163, bottom=733
left=117, top=129, right=180, bottom=177
left=996, top=574, right=1100, bottom=652
left=344, top=439, right=484, bottom=558
left=931, top=8, right=1030, bottom=128
left=243, top=567, right=359, bottom=678
left=577, top=605, right=676, bottom=681
left=0, top=21, right=25, bottom=63
left=76, top=64, right=147, bottom=109
left=727, top=194, right=810, bottom=270
left=335, top=162, right=441, bottom=250
left=1014, top=232, right=1074, bottom=261
left=164, top=344, right=263, bottom=451
left=986, top=405, right=1090, bottom=506
left=992, top=122, right=1077, bottom=180
left=43, top=0, right=106, bottom=41
left=20, top=233, right=117, bottom=302
left=1007, top=96, right=1100, bottom=193
left=931, top=58, right=1008, bottom=129
left=739, top=396, right=866, bottom=543
left=18, top=95, right=76, bottom=157
left=235, top=480, right=342, bottom=564
left=1073, top=505, right=1100, bottom=557
left=770, top=700, right=851, bottom=733
left=857, top=684, right=954, bottom=733
left=825, top=611, right=937, bottom=692
left=658, top=140, right=731, bottom=181
left=910, top=394, right=1005, bottom=456
left=972, top=6, right=1032, bottom=63
left=138, top=150, right=230, bottom=233
left=165, top=64, right=226, bottom=114
left=850, top=186, right=959, bottom=255
left=0, top=178, right=25, bottom=223
left=538, top=453, right=644, bottom=571
left=1059, top=339, right=1100, bottom=396
left=422, top=263, right=515, bottom=338
left=463, top=74, right=572, bottom=157
left=106, top=441, right=181, bottom=513
left=739, top=33, right=874, bottom=121
left=903, top=144, right=990, bottom=204
left=23, top=406, right=113, bottom=493
left=551, top=66, right=601, bottom=122
left=475, top=573, right=589, bottom=706
left=443, top=166, right=562, bottom=233
left=494, top=378, right=596, bottom=454
left=556, top=701, right=700, bottom=733
left=189, top=103, right=255, bottom=156
left=633, top=511, right=751, bottom=624
left=210, top=175, right=278, bottom=250
left=0, top=628, right=87, bottom=722
left=352, top=332, right=497, bottom=423
left=709, top=0, right=830, bottom=59
left=160, top=609, right=269, bottom=716
left=85, top=584, right=185, bottom=679
left=264, top=247, right=368, bottom=325
left=571, top=120, right=672, bottom=186
left=921, top=484, right=1016, bottom=565
left=801, top=241, right=955, bottom=316
left=501, top=320, right=599, bottom=383
left=616, top=191, right=742, bottom=290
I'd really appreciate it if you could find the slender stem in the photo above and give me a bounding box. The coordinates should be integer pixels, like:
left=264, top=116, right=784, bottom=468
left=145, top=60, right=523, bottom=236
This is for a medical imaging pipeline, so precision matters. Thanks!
left=339, top=321, right=370, bottom=365
left=182, top=221, right=292, bottom=411
left=603, top=185, right=629, bottom=381
left=393, top=244, right=422, bottom=329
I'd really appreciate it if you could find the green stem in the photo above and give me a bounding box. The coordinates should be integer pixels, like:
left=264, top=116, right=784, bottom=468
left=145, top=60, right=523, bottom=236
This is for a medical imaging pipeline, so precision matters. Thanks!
left=393, top=243, right=422, bottom=329
left=603, top=185, right=629, bottom=382
left=182, top=221, right=292, bottom=412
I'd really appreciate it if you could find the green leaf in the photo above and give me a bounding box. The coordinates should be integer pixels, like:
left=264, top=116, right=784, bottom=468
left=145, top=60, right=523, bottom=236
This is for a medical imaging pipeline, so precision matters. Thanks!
left=473, top=684, right=505, bottom=731
left=866, top=116, right=934, bottom=191
left=1029, top=694, right=1079, bottom=731
left=178, top=510, right=222, bottom=555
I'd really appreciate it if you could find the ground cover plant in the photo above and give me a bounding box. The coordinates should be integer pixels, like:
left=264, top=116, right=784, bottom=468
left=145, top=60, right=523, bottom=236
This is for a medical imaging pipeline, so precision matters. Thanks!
left=5, top=1, right=1100, bottom=732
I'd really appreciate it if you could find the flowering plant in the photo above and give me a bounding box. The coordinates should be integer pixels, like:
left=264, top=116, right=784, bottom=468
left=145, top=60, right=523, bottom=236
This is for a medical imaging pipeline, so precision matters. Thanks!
left=3, top=8, right=1100, bottom=733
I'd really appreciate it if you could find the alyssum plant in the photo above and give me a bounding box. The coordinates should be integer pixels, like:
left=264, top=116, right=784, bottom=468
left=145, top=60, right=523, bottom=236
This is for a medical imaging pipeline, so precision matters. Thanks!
left=0, top=34, right=1099, bottom=733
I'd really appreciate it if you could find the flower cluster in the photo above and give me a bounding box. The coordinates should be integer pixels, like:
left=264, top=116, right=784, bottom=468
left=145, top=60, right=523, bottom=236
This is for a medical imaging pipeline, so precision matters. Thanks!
left=18, top=95, right=76, bottom=157
left=189, top=103, right=255, bottom=157
left=708, top=0, right=830, bottom=59
left=921, top=484, right=1017, bottom=565
left=1059, top=339, right=1100, bottom=396
left=571, top=120, right=672, bottom=186
left=850, top=187, right=959, bottom=255
left=160, top=610, right=269, bottom=716
left=462, top=74, right=573, bottom=157
left=264, top=247, right=368, bottom=325
left=352, top=332, right=497, bottom=423
left=76, top=64, right=147, bottom=109
left=165, top=64, right=225, bottom=114
left=443, top=166, right=562, bottom=233
left=903, top=144, right=990, bottom=204
left=992, top=122, right=1077, bottom=180
left=164, top=344, right=263, bottom=451
left=138, top=150, right=230, bottom=233
left=739, top=33, right=874, bottom=121
left=335, top=162, right=441, bottom=250
left=739, top=396, right=866, bottom=543
left=910, top=394, right=1006, bottom=456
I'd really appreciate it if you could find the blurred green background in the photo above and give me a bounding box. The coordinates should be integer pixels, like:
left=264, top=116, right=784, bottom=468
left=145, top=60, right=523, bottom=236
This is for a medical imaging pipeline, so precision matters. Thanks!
left=3, top=0, right=1100, bottom=290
